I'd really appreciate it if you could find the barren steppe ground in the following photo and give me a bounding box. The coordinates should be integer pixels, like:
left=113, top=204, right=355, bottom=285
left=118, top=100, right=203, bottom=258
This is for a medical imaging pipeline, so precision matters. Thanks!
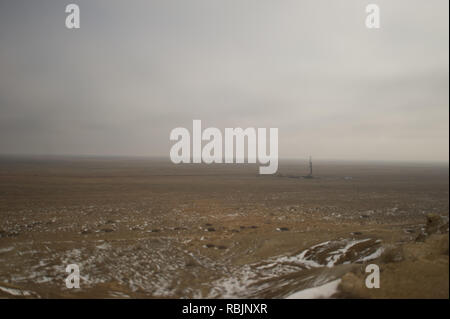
left=0, top=157, right=448, bottom=298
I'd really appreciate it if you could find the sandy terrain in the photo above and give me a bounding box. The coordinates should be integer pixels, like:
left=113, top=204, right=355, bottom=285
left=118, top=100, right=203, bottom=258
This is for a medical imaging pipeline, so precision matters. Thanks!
left=0, top=156, right=448, bottom=298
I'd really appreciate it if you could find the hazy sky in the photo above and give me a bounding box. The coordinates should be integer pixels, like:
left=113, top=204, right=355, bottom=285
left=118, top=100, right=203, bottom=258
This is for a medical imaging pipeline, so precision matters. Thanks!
left=0, top=0, right=448, bottom=162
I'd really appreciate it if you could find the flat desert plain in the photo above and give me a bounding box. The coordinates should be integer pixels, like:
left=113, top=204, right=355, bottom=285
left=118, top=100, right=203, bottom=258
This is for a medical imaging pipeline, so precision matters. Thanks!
left=0, top=157, right=448, bottom=298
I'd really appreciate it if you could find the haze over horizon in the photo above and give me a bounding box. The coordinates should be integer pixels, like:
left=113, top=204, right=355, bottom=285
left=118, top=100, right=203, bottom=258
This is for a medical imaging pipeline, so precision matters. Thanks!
left=0, top=0, right=448, bottom=162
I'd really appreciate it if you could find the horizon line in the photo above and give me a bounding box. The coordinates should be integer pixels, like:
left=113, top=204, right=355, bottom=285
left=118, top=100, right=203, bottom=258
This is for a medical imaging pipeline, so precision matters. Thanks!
left=0, top=153, right=448, bottom=165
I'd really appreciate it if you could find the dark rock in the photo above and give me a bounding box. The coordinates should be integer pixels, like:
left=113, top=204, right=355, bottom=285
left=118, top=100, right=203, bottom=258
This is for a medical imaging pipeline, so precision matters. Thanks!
left=425, top=213, right=444, bottom=235
left=416, top=213, right=449, bottom=241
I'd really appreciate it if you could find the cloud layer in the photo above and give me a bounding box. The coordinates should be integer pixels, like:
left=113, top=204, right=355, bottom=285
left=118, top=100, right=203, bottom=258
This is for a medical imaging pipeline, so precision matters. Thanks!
left=0, top=0, right=448, bottom=161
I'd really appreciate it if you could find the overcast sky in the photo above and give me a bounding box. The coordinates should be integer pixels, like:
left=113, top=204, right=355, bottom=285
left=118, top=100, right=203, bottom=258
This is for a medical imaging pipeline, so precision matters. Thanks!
left=0, top=0, right=448, bottom=162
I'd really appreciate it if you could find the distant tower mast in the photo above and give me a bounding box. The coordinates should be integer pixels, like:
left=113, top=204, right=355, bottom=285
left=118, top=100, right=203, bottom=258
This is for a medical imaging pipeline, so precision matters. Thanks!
left=309, top=156, right=313, bottom=177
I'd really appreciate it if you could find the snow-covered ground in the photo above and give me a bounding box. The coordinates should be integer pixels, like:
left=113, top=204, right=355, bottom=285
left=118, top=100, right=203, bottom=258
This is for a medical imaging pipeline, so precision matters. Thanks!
left=286, top=279, right=342, bottom=299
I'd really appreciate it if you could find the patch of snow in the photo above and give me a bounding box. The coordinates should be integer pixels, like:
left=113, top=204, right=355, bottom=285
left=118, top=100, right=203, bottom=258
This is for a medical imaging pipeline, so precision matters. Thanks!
left=357, top=247, right=384, bottom=262
left=96, top=243, right=111, bottom=250
left=0, top=285, right=33, bottom=296
left=286, top=279, right=341, bottom=299
left=0, top=246, right=14, bottom=254
left=277, top=249, right=322, bottom=269
left=325, top=238, right=371, bottom=267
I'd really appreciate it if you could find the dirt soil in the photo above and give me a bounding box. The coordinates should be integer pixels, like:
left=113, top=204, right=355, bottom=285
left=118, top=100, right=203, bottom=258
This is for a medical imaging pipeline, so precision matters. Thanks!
left=0, top=157, right=448, bottom=298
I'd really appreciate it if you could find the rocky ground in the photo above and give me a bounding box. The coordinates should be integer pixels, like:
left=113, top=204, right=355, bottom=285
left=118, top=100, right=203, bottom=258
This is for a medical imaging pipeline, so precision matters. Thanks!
left=0, top=157, right=448, bottom=298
